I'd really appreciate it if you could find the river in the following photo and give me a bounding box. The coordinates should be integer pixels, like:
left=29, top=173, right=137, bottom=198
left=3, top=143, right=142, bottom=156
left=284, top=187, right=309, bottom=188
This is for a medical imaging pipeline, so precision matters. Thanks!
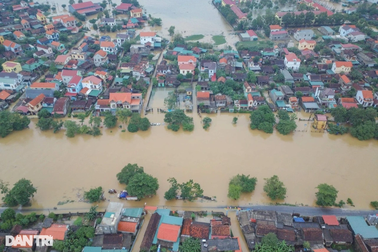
left=1, top=86, right=378, bottom=213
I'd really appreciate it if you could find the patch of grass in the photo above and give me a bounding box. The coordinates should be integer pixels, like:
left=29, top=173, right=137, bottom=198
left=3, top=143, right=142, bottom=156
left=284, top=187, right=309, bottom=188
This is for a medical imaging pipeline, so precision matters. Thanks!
left=212, top=35, right=226, bottom=45
left=57, top=200, right=75, bottom=205
left=185, top=34, right=204, bottom=41
left=236, top=40, right=274, bottom=50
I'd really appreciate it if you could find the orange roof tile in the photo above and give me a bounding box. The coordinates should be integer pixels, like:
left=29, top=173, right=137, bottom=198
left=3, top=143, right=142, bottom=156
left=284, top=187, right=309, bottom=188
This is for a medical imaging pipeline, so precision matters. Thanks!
left=30, top=82, right=56, bottom=89
left=335, top=61, right=353, bottom=68
left=82, top=75, right=102, bottom=84
left=3, top=40, right=12, bottom=47
left=55, top=71, right=62, bottom=80
left=322, top=215, right=339, bottom=226
left=80, top=87, right=89, bottom=94
left=118, top=221, right=137, bottom=233
left=362, top=90, right=373, bottom=99
left=219, top=58, right=227, bottom=64
left=100, top=41, right=115, bottom=48
left=95, top=70, right=107, bottom=76
left=157, top=223, right=180, bottom=242
left=80, top=42, right=87, bottom=48
left=28, top=94, right=45, bottom=107
left=109, top=93, right=132, bottom=104
left=140, top=31, right=156, bottom=37
left=197, top=91, right=210, bottom=99
left=340, top=97, right=356, bottom=103
left=131, top=8, right=143, bottom=13
left=218, top=76, right=226, bottom=83
left=248, top=93, right=253, bottom=101
left=313, top=249, right=329, bottom=252
left=285, top=53, right=301, bottom=62
left=97, top=99, right=109, bottom=105
left=0, top=90, right=10, bottom=100
left=270, top=25, right=282, bottom=30
left=178, top=55, right=197, bottom=63
left=51, top=41, right=61, bottom=47
left=131, top=99, right=140, bottom=105
left=289, top=97, right=298, bottom=102
left=95, top=49, right=107, bottom=57
left=340, top=75, right=351, bottom=83
left=182, top=219, right=192, bottom=236
left=302, top=96, right=315, bottom=102
left=13, top=31, right=24, bottom=37
left=40, top=224, right=67, bottom=241
left=299, top=39, right=316, bottom=44
left=21, top=19, right=28, bottom=24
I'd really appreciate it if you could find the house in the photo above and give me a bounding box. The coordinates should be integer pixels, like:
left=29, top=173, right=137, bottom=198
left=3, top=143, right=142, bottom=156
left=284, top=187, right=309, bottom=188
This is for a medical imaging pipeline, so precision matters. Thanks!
left=66, top=75, right=82, bottom=94
left=96, top=202, right=124, bottom=234
left=239, top=30, right=258, bottom=41
left=93, top=50, right=108, bottom=67
left=199, top=61, right=216, bottom=79
left=315, top=87, right=335, bottom=107
left=46, top=30, right=59, bottom=41
left=116, top=33, right=130, bottom=47
left=52, top=15, right=77, bottom=28
left=301, top=96, right=320, bottom=111
left=318, top=26, right=335, bottom=35
left=0, top=91, right=11, bottom=101
left=27, top=93, right=45, bottom=114
left=179, top=64, right=195, bottom=75
left=2, top=61, right=22, bottom=73
left=101, top=18, right=116, bottom=26
left=36, top=12, right=47, bottom=24
left=270, top=89, right=284, bottom=104
left=13, top=31, right=25, bottom=40
left=347, top=31, right=365, bottom=42
left=294, top=29, right=314, bottom=41
left=71, top=51, right=86, bottom=61
left=190, top=222, right=210, bottom=240
left=339, top=75, right=352, bottom=91
left=302, top=227, right=323, bottom=245
left=356, top=90, right=373, bottom=107
left=279, top=85, right=294, bottom=99
left=95, top=70, right=108, bottom=82
left=21, top=19, right=30, bottom=30
left=69, top=1, right=102, bottom=15
left=178, top=55, right=197, bottom=65
left=270, top=25, right=282, bottom=32
left=0, top=72, right=22, bottom=91
left=346, top=216, right=378, bottom=240
left=270, top=30, right=288, bottom=41
left=30, top=82, right=59, bottom=90
left=140, top=32, right=159, bottom=47
left=61, top=70, right=81, bottom=84
left=262, top=66, right=274, bottom=75
left=231, top=5, right=247, bottom=20
left=40, top=224, right=68, bottom=241
left=214, top=94, right=228, bottom=108
left=197, top=91, right=210, bottom=107
left=289, top=96, right=298, bottom=109
left=55, top=55, right=71, bottom=65
left=130, top=8, right=143, bottom=18
left=284, top=53, right=301, bottom=71
left=100, top=41, right=117, bottom=54
left=130, top=44, right=150, bottom=55
left=281, top=69, right=294, bottom=83
left=198, top=81, right=209, bottom=91
left=331, top=61, right=352, bottom=74
left=81, top=75, right=103, bottom=96
left=36, top=44, right=53, bottom=55
left=50, top=41, right=65, bottom=52
left=313, top=114, right=327, bottom=129
left=109, top=92, right=143, bottom=113
left=257, top=76, right=269, bottom=85
left=3, top=40, right=22, bottom=55
left=339, top=24, right=359, bottom=37
left=339, top=97, right=358, bottom=109
left=298, top=39, right=316, bottom=51
left=357, top=52, right=375, bottom=67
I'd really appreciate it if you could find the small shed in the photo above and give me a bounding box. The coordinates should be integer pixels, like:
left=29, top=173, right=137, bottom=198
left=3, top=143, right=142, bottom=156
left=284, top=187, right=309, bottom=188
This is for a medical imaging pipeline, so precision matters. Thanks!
left=314, top=114, right=327, bottom=130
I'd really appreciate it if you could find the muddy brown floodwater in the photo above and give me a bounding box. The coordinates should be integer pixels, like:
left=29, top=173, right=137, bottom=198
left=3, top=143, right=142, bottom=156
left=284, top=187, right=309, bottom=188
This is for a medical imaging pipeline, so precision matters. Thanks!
left=1, top=87, right=378, bottom=213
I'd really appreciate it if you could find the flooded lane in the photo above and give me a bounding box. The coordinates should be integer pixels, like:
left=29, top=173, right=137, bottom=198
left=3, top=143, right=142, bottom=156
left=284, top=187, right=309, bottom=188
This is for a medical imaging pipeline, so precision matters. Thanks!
left=0, top=110, right=378, bottom=212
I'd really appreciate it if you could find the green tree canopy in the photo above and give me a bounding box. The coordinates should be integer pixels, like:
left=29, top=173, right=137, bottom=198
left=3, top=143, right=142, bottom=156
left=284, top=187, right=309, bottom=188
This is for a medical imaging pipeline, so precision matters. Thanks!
left=179, top=237, right=201, bottom=252
left=127, top=173, right=159, bottom=200
left=331, top=106, right=348, bottom=123
left=250, top=105, right=275, bottom=133
left=84, top=187, right=103, bottom=203
left=103, top=112, right=118, bottom=128
left=116, top=108, right=132, bottom=125
left=164, top=178, right=203, bottom=201
left=276, top=119, right=297, bottom=135
left=255, top=233, right=294, bottom=252
left=117, top=163, right=144, bottom=185
left=164, top=110, right=194, bottom=132
left=263, top=175, right=286, bottom=201
left=0, top=111, right=30, bottom=138
left=316, top=183, right=338, bottom=206
left=2, top=179, right=37, bottom=207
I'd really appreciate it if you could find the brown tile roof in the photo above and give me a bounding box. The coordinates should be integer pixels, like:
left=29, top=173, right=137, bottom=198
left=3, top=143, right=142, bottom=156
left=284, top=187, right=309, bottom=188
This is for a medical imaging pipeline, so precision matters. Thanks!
left=140, top=213, right=161, bottom=251
left=28, top=94, right=45, bottom=107
left=181, top=219, right=192, bottom=236
left=212, top=225, right=230, bottom=237
left=330, top=229, right=353, bottom=243
left=302, top=228, right=323, bottom=242
left=215, top=95, right=227, bottom=101
left=355, top=235, right=369, bottom=252
left=256, top=224, right=277, bottom=237
left=0, top=90, right=10, bottom=100
left=277, top=228, right=296, bottom=242
left=222, top=216, right=231, bottom=225
left=210, top=220, right=222, bottom=227
left=189, top=222, right=210, bottom=239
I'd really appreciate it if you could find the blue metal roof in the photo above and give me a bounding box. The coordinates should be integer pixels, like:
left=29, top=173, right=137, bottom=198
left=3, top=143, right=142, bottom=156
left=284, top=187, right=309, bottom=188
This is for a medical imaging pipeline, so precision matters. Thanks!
left=347, top=216, right=378, bottom=239
left=122, top=208, right=143, bottom=218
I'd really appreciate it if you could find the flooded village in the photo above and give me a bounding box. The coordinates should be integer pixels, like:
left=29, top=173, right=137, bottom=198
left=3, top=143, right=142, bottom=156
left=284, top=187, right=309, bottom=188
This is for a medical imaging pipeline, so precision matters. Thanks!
left=1, top=0, right=378, bottom=250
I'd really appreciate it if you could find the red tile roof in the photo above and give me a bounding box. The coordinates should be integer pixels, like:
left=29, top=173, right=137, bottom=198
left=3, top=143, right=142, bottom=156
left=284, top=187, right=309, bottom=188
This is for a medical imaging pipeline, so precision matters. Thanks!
left=340, top=75, right=351, bottom=84
left=117, top=221, right=137, bottom=233
left=30, top=82, right=56, bottom=89
left=334, top=61, right=353, bottom=68
left=131, top=8, right=142, bottom=13
left=82, top=75, right=102, bottom=84
left=247, top=30, right=257, bottom=37
left=13, top=31, right=24, bottom=37
left=28, top=94, right=45, bottom=107
left=362, top=90, right=373, bottom=99
left=231, top=5, right=247, bottom=19
left=181, top=219, right=192, bottom=236
left=316, top=114, right=327, bottom=121
left=0, top=91, right=10, bottom=100
left=299, top=39, right=316, bottom=44
left=97, top=99, right=109, bottom=105
left=212, top=225, right=230, bottom=237
left=100, top=41, right=116, bottom=48
left=197, top=91, right=210, bottom=99
left=322, top=215, right=339, bottom=226
left=189, top=222, right=210, bottom=239
left=109, top=93, right=132, bottom=104
left=80, top=87, right=89, bottom=94
left=70, top=1, right=96, bottom=10
left=140, top=31, right=156, bottom=37
left=62, top=69, right=78, bottom=77
left=179, top=64, right=195, bottom=71
left=301, top=96, right=315, bottom=102
left=157, top=223, right=180, bottom=242
left=116, top=3, right=132, bottom=10
left=270, top=25, right=282, bottom=30
left=285, top=53, right=301, bottom=62
left=178, top=55, right=197, bottom=63
left=40, top=224, right=67, bottom=241
left=95, top=49, right=107, bottom=57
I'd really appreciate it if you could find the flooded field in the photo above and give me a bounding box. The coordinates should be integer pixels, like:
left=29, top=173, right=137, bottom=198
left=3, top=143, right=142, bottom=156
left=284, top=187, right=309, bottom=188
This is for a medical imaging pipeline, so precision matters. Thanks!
left=1, top=87, right=378, bottom=213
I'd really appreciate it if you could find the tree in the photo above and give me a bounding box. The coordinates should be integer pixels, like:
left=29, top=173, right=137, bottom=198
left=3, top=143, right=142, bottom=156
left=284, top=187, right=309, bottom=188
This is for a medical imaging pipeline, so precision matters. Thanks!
left=128, top=124, right=138, bottom=132
left=36, top=117, right=53, bottom=131
left=85, top=206, right=98, bottom=221
left=263, top=175, right=286, bottom=200
left=117, top=163, right=144, bottom=185
left=255, top=233, right=294, bottom=252
left=127, top=173, right=159, bottom=200
left=116, top=108, right=132, bottom=126
left=77, top=113, right=86, bottom=125
left=139, top=118, right=151, bottom=131
left=164, top=110, right=194, bottom=132
left=331, top=106, right=348, bottom=123
left=233, top=117, right=238, bottom=124
left=276, top=119, right=297, bottom=135
left=273, top=73, right=284, bottom=83
left=0, top=111, right=30, bottom=138
left=168, top=26, right=175, bottom=36
left=203, top=117, right=212, bottom=130
left=92, top=117, right=102, bottom=127
left=93, top=23, right=98, bottom=30
left=328, top=124, right=348, bottom=135
left=103, top=112, right=117, bottom=128
left=179, top=179, right=203, bottom=201
left=250, top=105, right=275, bottom=133
left=295, top=91, right=303, bottom=98
left=348, top=107, right=376, bottom=127
left=350, top=121, right=377, bottom=141
left=1, top=208, right=16, bottom=222
left=247, top=71, right=257, bottom=83
left=316, top=183, right=338, bottom=206
left=38, top=109, right=50, bottom=119
left=2, top=179, right=37, bottom=207
left=49, top=63, right=58, bottom=74
left=164, top=91, right=177, bottom=110
left=64, top=120, right=79, bottom=137
left=84, top=187, right=103, bottom=203
left=69, top=0, right=75, bottom=4
left=179, top=237, right=201, bottom=252
left=164, top=178, right=179, bottom=200
left=228, top=184, right=242, bottom=200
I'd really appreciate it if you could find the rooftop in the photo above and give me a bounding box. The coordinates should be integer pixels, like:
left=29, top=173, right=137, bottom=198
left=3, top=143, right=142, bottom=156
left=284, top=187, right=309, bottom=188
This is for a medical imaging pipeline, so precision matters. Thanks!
left=346, top=216, right=378, bottom=239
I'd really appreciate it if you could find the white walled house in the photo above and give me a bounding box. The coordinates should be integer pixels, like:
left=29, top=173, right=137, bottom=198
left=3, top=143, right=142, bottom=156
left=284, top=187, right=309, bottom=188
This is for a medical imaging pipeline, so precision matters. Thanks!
left=284, top=53, right=301, bottom=71
left=356, top=90, right=374, bottom=107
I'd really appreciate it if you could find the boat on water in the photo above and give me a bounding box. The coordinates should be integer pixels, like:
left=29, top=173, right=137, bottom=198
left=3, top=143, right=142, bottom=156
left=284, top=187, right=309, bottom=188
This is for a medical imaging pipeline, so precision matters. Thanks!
left=117, top=190, right=138, bottom=200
